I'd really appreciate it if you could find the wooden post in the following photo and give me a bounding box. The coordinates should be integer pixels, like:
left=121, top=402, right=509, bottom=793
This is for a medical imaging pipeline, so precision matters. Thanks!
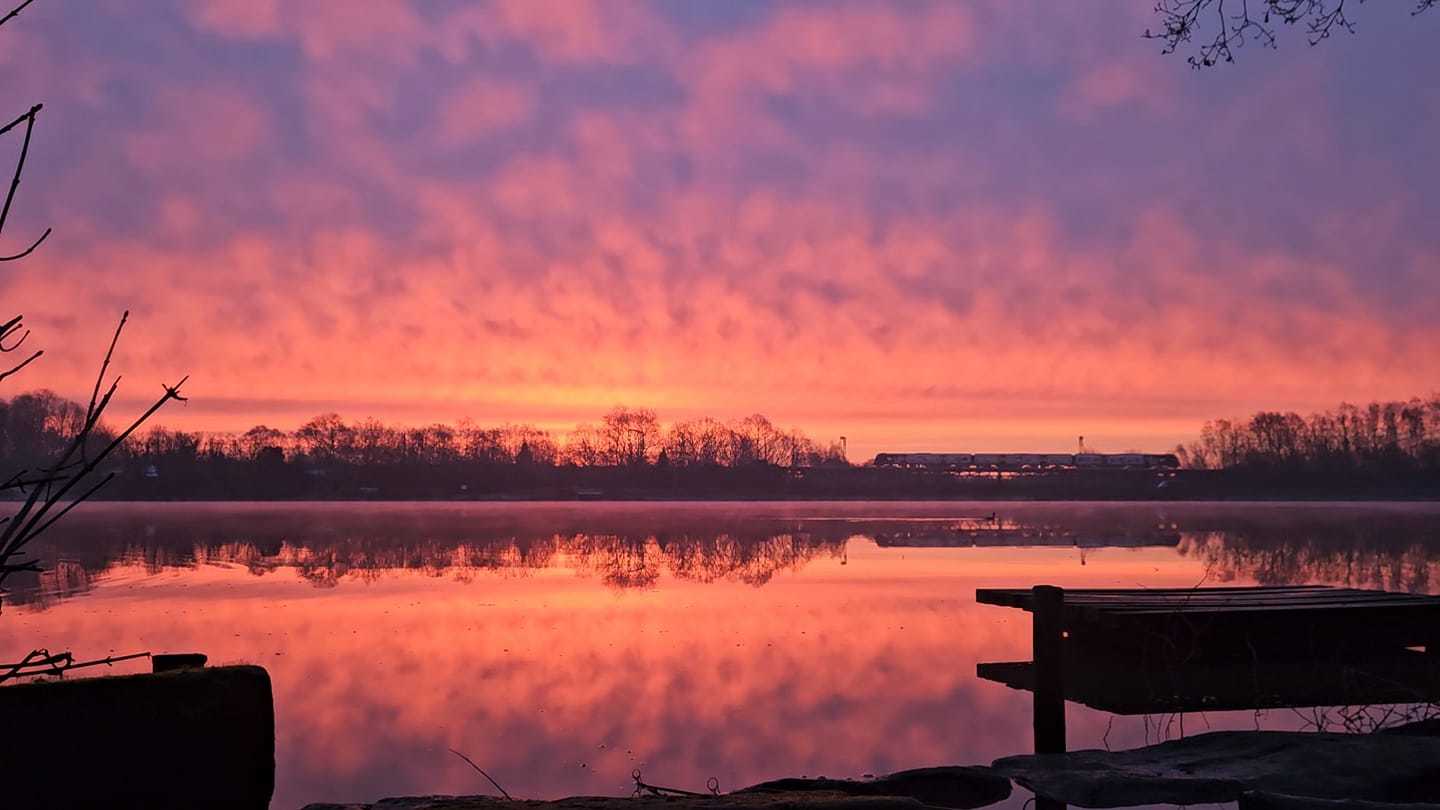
left=1033, top=585, right=1066, bottom=810
left=1033, top=585, right=1065, bottom=753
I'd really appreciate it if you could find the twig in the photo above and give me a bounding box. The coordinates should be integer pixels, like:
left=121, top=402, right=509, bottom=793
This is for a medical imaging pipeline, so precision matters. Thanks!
left=1, top=314, right=29, bottom=348
left=632, top=769, right=720, bottom=798
left=0, top=103, right=49, bottom=259
left=1144, top=0, right=1434, bottom=67
left=0, top=649, right=150, bottom=684
left=0, top=225, right=50, bottom=261
left=449, top=748, right=512, bottom=800
left=0, top=0, right=37, bottom=30
left=0, top=347, right=40, bottom=382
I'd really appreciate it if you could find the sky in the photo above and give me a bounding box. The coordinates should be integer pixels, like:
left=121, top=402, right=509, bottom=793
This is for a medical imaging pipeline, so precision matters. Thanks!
left=2, top=0, right=1438, bottom=459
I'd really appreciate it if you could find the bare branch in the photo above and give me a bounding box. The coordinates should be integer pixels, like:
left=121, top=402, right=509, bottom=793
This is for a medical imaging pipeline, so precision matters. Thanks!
left=0, top=0, right=38, bottom=31
left=1, top=314, right=28, bottom=349
left=0, top=308, right=189, bottom=596
left=0, top=103, right=49, bottom=258
left=0, top=649, right=150, bottom=685
left=0, top=225, right=49, bottom=261
left=24, top=471, right=114, bottom=542
left=1146, top=0, right=1436, bottom=67
left=0, top=347, right=40, bottom=382
left=88, top=310, right=127, bottom=424
left=449, top=749, right=513, bottom=800
left=0, top=468, right=71, bottom=492
left=0, top=373, right=187, bottom=581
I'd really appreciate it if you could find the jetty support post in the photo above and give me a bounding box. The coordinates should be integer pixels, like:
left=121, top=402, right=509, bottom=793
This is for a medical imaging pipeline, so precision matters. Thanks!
left=1033, top=585, right=1066, bottom=754
left=1033, top=585, right=1067, bottom=810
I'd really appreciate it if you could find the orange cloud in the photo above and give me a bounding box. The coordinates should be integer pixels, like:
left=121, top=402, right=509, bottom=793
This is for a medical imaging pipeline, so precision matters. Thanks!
left=5, top=1, right=1439, bottom=460
left=9, top=190, right=1439, bottom=461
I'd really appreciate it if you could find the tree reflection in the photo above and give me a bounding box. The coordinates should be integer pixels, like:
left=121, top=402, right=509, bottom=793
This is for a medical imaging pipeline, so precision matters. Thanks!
left=10, top=504, right=1440, bottom=606
left=8, top=509, right=856, bottom=604
left=1182, top=532, right=1439, bottom=594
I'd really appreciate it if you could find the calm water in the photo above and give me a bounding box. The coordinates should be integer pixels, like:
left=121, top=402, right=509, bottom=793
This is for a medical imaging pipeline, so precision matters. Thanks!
left=4, top=501, right=1440, bottom=808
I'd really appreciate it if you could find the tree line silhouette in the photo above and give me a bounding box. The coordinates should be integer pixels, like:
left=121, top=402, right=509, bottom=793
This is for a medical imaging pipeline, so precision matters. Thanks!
left=0, top=394, right=848, bottom=498
left=1177, top=395, right=1440, bottom=474
left=4, top=390, right=1440, bottom=499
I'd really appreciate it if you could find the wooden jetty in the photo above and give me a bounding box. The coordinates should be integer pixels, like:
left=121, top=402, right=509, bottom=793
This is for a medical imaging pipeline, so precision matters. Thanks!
left=976, top=585, right=1440, bottom=810
left=976, top=585, right=1440, bottom=752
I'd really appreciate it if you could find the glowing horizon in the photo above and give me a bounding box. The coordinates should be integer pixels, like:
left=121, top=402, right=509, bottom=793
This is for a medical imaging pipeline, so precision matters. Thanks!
left=4, top=1, right=1438, bottom=461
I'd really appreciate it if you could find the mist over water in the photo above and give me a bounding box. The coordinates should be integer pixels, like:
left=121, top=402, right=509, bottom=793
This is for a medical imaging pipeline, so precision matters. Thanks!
left=5, top=501, right=1439, bottom=808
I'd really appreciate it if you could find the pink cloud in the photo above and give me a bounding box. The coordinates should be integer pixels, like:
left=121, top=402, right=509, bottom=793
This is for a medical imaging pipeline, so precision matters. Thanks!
left=439, top=0, right=676, bottom=66
left=436, top=78, right=536, bottom=147
left=187, top=0, right=282, bottom=39
left=185, top=0, right=427, bottom=66
left=1062, top=61, right=1177, bottom=120
left=123, top=85, right=272, bottom=168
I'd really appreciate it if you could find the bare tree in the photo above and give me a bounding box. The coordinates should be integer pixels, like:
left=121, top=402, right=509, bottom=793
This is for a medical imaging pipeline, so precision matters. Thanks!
left=2, top=0, right=187, bottom=681
left=1147, top=0, right=1436, bottom=66
left=598, top=406, right=661, bottom=466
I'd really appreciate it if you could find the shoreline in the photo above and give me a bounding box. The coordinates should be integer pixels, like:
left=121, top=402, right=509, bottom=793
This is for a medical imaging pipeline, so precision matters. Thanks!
left=13, top=494, right=1440, bottom=503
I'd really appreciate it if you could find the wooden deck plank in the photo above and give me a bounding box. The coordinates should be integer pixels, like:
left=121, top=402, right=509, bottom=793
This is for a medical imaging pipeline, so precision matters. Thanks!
left=1111, top=600, right=1440, bottom=615
left=1098, top=597, right=1440, bottom=611
left=1103, top=594, right=1440, bottom=608
left=1090, top=597, right=1440, bottom=611
left=978, top=585, right=1331, bottom=599
left=975, top=585, right=1336, bottom=610
left=975, top=586, right=1440, bottom=616
left=981, top=587, right=1369, bottom=602
left=977, top=585, right=1440, bottom=655
left=1058, top=586, right=1406, bottom=596
left=993, top=585, right=1332, bottom=590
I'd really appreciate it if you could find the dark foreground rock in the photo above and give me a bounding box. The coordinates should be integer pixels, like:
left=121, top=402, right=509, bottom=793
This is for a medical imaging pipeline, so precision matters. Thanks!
left=993, top=730, right=1440, bottom=808
left=738, top=766, right=1011, bottom=809
left=306, top=765, right=1013, bottom=810
left=0, top=664, right=274, bottom=809
left=303, top=793, right=997, bottom=810
left=1241, top=792, right=1440, bottom=810
left=1380, top=717, right=1440, bottom=737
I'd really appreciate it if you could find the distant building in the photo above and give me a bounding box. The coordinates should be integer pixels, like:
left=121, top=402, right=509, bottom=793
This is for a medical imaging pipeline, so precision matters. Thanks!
left=871, top=452, right=1179, bottom=471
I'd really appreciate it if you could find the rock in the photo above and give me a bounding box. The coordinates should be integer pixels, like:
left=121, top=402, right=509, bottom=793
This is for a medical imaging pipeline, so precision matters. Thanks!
left=739, top=766, right=1011, bottom=809
left=992, top=731, right=1440, bottom=808
left=0, top=664, right=274, bottom=809
left=1379, top=717, right=1440, bottom=737
left=1241, top=791, right=1440, bottom=810
left=302, top=793, right=993, bottom=810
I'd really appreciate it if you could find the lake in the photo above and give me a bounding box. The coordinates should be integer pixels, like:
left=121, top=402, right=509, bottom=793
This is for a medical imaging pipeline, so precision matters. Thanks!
left=4, top=501, right=1440, bottom=809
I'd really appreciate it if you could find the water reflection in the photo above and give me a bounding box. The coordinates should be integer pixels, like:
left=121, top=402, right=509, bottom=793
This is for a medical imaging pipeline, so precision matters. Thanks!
left=12, top=503, right=868, bottom=605
left=3, top=502, right=1439, bottom=808
left=11, top=503, right=1440, bottom=608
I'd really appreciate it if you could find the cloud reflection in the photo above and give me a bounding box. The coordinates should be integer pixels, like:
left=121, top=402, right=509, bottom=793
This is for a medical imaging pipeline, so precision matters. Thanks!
left=8, top=502, right=1440, bottom=806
